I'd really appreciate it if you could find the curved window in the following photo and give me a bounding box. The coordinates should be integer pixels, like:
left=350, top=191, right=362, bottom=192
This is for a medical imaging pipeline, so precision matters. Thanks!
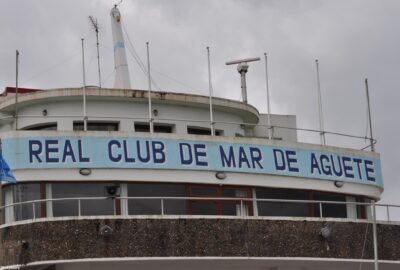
left=0, top=182, right=365, bottom=224
left=1, top=183, right=43, bottom=222
left=73, top=121, right=119, bottom=131
left=256, top=188, right=309, bottom=217
left=314, top=192, right=347, bottom=218
left=134, top=122, right=175, bottom=133
left=24, top=123, right=57, bottom=130
left=52, top=183, right=117, bottom=217
left=127, top=183, right=185, bottom=215
left=187, top=126, right=223, bottom=136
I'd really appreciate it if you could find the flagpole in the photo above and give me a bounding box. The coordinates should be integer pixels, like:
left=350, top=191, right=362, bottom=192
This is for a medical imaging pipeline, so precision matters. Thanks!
left=264, top=53, right=272, bottom=139
left=146, top=42, right=154, bottom=133
left=81, top=38, right=87, bottom=131
left=15, top=50, right=19, bottom=131
left=207, top=46, right=215, bottom=136
left=315, top=59, right=326, bottom=145
left=365, top=78, right=375, bottom=152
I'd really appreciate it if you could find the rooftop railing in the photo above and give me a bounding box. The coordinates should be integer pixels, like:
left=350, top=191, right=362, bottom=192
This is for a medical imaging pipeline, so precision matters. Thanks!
left=0, top=196, right=396, bottom=226
left=0, top=114, right=377, bottom=151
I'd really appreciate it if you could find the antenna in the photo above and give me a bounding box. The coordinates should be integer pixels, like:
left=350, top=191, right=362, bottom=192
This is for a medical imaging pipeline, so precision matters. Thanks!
left=89, top=16, right=102, bottom=88
left=115, top=0, right=123, bottom=7
left=226, top=57, right=260, bottom=103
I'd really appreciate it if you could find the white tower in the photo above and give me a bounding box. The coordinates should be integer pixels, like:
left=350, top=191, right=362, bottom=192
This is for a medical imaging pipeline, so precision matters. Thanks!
left=110, top=5, right=131, bottom=89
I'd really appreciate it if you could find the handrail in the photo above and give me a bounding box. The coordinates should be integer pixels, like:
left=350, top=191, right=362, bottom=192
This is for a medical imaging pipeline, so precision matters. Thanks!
left=1, top=114, right=377, bottom=151
left=1, top=196, right=398, bottom=225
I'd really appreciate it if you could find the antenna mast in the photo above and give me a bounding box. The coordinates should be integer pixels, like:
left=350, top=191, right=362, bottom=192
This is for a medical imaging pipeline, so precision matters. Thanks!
left=89, top=16, right=102, bottom=88
left=226, top=57, right=260, bottom=104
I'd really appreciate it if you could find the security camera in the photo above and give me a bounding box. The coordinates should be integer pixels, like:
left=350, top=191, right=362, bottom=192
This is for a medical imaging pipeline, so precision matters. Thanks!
left=99, top=225, right=113, bottom=237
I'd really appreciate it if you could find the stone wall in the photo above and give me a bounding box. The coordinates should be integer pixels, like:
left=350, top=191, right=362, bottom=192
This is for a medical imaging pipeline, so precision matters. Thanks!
left=1, top=218, right=399, bottom=267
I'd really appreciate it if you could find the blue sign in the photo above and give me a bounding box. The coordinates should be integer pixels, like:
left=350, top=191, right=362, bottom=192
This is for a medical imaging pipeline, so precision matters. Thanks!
left=2, top=136, right=383, bottom=187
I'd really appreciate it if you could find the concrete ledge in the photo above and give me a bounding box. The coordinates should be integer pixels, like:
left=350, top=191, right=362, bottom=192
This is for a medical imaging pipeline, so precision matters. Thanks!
left=0, top=88, right=260, bottom=123
left=1, top=218, right=400, bottom=267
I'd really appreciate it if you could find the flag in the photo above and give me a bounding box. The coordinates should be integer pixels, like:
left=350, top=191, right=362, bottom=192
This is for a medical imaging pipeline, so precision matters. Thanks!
left=0, top=154, right=16, bottom=184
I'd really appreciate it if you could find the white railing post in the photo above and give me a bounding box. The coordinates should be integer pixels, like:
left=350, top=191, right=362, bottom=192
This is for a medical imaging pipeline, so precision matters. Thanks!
left=32, top=202, right=36, bottom=220
left=386, top=205, right=390, bottom=222
left=319, top=202, right=323, bottom=218
left=78, top=199, right=81, bottom=217
left=372, top=200, right=379, bottom=270
left=161, top=199, right=164, bottom=216
left=240, top=200, right=244, bottom=217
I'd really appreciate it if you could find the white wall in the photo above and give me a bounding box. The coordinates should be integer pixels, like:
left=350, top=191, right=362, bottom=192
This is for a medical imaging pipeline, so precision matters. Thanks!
left=13, top=98, right=249, bottom=137
left=253, top=114, right=297, bottom=142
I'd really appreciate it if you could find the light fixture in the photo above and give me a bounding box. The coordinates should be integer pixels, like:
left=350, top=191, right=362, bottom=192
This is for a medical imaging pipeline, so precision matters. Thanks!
left=153, top=109, right=158, bottom=116
left=79, top=168, right=92, bottom=176
left=42, top=109, right=48, bottom=116
left=215, top=171, right=226, bottom=180
left=99, top=225, right=113, bottom=237
left=21, top=240, right=29, bottom=249
left=319, top=226, right=332, bottom=240
left=334, top=181, right=344, bottom=188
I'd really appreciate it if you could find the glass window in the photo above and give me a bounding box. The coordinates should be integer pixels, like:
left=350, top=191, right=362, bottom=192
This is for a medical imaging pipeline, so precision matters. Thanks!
left=256, top=188, right=309, bottom=217
left=314, top=192, right=347, bottom=218
left=191, top=186, right=218, bottom=196
left=191, top=202, right=218, bottom=215
left=52, top=183, right=117, bottom=217
left=24, top=123, right=57, bottom=130
left=134, top=122, right=174, bottom=133
left=188, top=185, right=252, bottom=216
left=13, top=183, right=42, bottom=221
left=1, top=186, right=9, bottom=224
left=134, top=123, right=150, bottom=132
left=73, top=121, right=119, bottom=131
left=1, top=186, right=6, bottom=207
left=187, top=126, right=223, bottom=136
left=127, top=183, right=186, bottom=215
left=356, top=197, right=367, bottom=219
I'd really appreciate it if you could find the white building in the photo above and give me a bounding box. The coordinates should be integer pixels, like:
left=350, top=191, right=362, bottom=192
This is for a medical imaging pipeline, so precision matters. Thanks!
left=0, top=5, right=396, bottom=270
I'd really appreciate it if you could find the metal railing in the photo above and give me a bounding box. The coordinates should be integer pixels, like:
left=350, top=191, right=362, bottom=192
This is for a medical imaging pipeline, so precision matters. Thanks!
left=2, top=114, right=377, bottom=151
left=0, top=196, right=397, bottom=226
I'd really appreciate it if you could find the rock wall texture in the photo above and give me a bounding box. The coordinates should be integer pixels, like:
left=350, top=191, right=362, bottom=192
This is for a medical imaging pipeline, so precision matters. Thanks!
left=1, top=218, right=400, bottom=266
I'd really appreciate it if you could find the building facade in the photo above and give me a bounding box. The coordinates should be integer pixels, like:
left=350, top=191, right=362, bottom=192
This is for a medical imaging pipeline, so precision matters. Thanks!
left=0, top=86, right=397, bottom=270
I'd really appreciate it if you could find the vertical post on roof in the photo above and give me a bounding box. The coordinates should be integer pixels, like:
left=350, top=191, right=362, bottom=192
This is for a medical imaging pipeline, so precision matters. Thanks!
left=365, top=78, right=375, bottom=152
left=207, top=46, right=215, bottom=136
left=264, top=53, right=272, bottom=139
left=146, top=42, right=154, bottom=133
left=372, top=200, right=379, bottom=270
left=81, top=38, right=88, bottom=131
left=15, top=50, right=19, bottom=131
left=89, top=16, right=102, bottom=88
left=315, top=59, right=325, bottom=145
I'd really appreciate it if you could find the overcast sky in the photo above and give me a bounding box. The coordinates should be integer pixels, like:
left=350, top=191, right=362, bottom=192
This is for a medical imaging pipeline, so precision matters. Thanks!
left=0, top=0, right=399, bottom=206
